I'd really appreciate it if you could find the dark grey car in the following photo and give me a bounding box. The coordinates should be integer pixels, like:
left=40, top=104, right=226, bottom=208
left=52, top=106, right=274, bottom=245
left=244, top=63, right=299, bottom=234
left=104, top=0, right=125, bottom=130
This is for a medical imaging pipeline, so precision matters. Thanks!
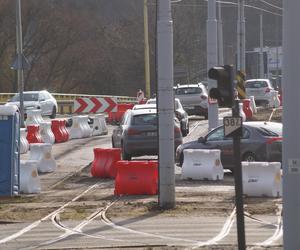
left=112, top=109, right=183, bottom=160
left=176, top=121, right=282, bottom=170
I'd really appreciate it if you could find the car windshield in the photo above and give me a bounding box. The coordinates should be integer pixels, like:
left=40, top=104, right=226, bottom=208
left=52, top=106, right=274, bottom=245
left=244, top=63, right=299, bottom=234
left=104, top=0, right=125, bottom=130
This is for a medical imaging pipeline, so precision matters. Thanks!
left=10, top=93, right=39, bottom=102
left=175, top=87, right=202, bottom=95
left=132, top=114, right=157, bottom=126
left=245, top=81, right=268, bottom=88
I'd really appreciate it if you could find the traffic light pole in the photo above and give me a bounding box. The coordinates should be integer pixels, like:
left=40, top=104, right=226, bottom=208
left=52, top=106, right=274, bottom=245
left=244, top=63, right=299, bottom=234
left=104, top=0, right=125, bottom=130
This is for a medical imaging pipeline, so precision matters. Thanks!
left=232, top=99, right=246, bottom=250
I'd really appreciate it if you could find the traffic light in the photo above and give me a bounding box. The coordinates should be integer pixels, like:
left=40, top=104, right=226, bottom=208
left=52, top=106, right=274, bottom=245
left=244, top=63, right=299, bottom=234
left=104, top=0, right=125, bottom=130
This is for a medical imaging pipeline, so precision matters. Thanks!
left=208, top=65, right=234, bottom=108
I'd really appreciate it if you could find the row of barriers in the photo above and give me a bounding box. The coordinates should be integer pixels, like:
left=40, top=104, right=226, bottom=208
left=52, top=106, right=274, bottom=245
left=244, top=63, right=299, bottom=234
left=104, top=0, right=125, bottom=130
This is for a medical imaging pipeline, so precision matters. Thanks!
left=91, top=148, right=158, bottom=195
left=90, top=147, right=282, bottom=198
left=181, top=149, right=281, bottom=198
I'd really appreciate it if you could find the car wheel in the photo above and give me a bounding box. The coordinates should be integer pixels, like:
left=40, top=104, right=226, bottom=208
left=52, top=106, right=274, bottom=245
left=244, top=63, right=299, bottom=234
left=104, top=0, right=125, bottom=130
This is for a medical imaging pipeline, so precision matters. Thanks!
left=50, top=106, right=57, bottom=119
left=121, top=144, right=131, bottom=160
left=243, top=152, right=257, bottom=162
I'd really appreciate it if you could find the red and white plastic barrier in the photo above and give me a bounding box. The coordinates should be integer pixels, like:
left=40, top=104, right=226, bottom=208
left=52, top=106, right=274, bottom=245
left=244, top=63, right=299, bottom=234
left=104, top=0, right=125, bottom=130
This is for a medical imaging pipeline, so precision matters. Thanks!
left=92, top=114, right=108, bottom=136
left=249, top=96, right=257, bottom=113
left=107, top=103, right=134, bottom=124
left=239, top=103, right=246, bottom=122
left=26, top=124, right=43, bottom=144
left=242, top=99, right=253, bottom=119
left=242, top=161, right=282, bottom=197
left=81, top=115, right=92, bottom=137
left=91, top=148, right=121, bottom=178
left=29, top=143, right=56, bottom=173
left=26, top=110, right=44, bottom=125
left=40, top=122, right=55, bottom=144
left=20, top=160, right=41, bottom=194
left=269, top=91, right=281, bottom=108
left=20, top=128, right=29, bottom=154
left=114, top=160, right=158, bottom=195
left=71, top=115, right=92, bottom=138
left=181, top=149, right=224, bottom=180
left=51, top=119, right=69, bottom=143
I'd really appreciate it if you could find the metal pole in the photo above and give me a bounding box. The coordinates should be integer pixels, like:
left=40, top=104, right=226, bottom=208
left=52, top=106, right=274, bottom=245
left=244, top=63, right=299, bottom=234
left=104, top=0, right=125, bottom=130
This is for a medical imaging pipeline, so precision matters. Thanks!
left=207, top=0, right=219, bottom=130
left=282, top=0, right=300, bottom=249
left=16, top=0, right=25, bottom=128
left=259, top=11, right=264, bottom=78
left=157, top=0, right=175, bottom=209
left=144, top=0, right=151, bottom=98
left=237, top=0, right=245, bottom=71
left=217, top=0, right=224, bottom=65
left=232, top=100, right=246, bottom=250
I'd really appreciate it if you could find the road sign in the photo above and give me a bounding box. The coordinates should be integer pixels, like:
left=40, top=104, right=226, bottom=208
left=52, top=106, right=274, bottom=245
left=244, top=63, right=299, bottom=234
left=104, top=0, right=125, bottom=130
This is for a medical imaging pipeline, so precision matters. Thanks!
left=74, top=97, right=117, bottom=113
left=223, top=116, right=242, bottom=137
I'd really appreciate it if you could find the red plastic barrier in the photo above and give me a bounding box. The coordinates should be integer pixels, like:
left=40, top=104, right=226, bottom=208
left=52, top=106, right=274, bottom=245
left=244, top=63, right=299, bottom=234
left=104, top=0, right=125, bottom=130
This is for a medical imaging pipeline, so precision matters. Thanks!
left=91, top=148, right=121, bottom=178
left=26, top=125, right=43, bottom=144
left=59, top=119, right=70, bottom=141
left=114, top=160, right=158, bottom=195
left=107, top=103, right=135, bottom=124
left=51, top=119, right=68, bottom=143
left=242, top=99, right=253, bottom=119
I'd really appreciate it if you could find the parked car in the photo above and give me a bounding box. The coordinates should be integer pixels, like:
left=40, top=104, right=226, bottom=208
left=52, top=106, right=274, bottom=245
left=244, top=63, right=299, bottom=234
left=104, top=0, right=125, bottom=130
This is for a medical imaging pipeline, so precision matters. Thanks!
left=112, top=108, right=183, bottom=160
left=245, top=79, right=275, bottom=105
left=174, top=83, right=208, bottom=119
left=176, top=121, right=282, bottom=171
left=6, top=90, right=58, bottom=118
left=146, top=98, right=189, bottom=136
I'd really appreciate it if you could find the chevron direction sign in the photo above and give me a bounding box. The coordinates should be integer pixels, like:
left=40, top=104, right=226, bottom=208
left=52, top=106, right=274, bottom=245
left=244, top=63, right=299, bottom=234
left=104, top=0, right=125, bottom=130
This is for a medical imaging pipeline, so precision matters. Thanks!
left=74, top=97, right=118, bottom=113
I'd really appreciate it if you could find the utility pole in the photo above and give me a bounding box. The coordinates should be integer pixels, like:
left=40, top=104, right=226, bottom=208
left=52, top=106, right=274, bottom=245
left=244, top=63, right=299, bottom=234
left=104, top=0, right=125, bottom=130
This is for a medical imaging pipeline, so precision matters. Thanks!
left=217, top=1, right=224, bottom=65
left=237, top=0, right=245, bottom=71
left=157, top=0, right=175, bottom=209
left=259, top=11, right=264, bottom=78
left=282, top=0, right=300, bottom=249
left=207, top=0, right=219, bottom=130
left=144, top=0, right=151, bottom=98
left=15, top=0, right=25, bottom=128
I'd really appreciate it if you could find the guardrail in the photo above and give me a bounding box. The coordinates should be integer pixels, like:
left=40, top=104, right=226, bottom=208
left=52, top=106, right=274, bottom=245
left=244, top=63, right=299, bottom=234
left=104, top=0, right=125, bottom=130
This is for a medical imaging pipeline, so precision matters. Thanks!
left=0, top=93, right=137, bottom=114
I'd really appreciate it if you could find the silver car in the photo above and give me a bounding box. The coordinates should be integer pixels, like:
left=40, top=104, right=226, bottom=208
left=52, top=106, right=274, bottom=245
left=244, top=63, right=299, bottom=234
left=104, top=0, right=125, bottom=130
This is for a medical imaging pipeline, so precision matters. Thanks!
left=112, top=108, right=183, bottom=160
left=174, top=83, right=208, bottom=118
left=176, top=121, right=282, bottom=170
left=146, top=98, right=189, bottom=136
left=6, top=90, right=58, bottom=118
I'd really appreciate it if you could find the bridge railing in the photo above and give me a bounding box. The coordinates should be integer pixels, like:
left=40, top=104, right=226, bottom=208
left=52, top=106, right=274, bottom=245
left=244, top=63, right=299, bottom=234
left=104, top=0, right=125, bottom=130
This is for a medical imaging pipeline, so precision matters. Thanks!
left=0, top=93, right=137, bottom=114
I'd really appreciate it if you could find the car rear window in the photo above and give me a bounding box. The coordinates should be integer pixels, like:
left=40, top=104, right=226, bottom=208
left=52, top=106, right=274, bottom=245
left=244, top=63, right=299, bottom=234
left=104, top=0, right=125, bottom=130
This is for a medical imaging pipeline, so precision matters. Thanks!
left=175, top=87, right=202, bottom=95
left=132, top=114, right=157, bottom=125
left=245, top=81, right=268, bottom=88
left=256, top=126, right=282, bottom=137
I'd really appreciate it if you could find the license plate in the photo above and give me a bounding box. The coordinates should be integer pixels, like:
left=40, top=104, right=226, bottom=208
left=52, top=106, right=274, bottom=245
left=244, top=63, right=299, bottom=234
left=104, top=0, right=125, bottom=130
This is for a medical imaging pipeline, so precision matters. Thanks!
left=146, top=131, right=157, bottom=136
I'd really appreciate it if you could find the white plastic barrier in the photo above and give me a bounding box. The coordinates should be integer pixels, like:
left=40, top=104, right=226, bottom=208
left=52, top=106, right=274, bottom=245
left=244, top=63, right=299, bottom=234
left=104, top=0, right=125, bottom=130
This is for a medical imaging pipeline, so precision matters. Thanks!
left=20, top=160, right=41, bottom=194
left=181, top=149, right=224, bottom=180
left=69, top=116, right=84, bottom=139
left=242, top=161, right=282, bottom=197
left=80, top=115, right=92, bottom=138
left=249, top=96, right=257, bottom=113
left=39, top=121, right=55, bottom=144
left=92, top=114, right=108, bottom=136
left=239, top=103, right=246, bottom=122
left=268, top=91, right=280, bottom=108
left=26, top=109, right=44, bottom=125
left=29, top=143, right=56, bottom=173
left=20, top=128, right=29, bottom=154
